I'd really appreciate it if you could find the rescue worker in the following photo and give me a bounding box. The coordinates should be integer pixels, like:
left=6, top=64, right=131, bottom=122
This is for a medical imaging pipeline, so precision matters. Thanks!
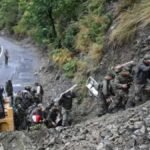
left=0, top=86, right=5, bottom=119
left=34, top=82, right=44, bottom=103
left=97, top=72, right=115, bottom=117
left=4, top=49, right=9, bottom=66
left=20, top=87, right=33, bottom=109
left=5, top=80, right=13, bottom=106
left=134, top=54, right=150, bottom=103
left=45, top=104, right=62, bottom=128
left=13, top=90, right=28, bottom=130
left=108, top=67, right=133, bottom=112
left=58, top=91, right=76, bottom=126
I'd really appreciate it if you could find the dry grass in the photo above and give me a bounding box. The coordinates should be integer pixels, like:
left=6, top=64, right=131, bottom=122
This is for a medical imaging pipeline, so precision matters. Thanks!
left=51, top=48, right=72, bottom=67
left=109, top=0, right=150, bottom=46
left=88, top=43, right=103, bottom=63
left=75, top=14, right=106, bottom=52
left=75, top=24, right=91, bottom=52
left=117, top=0, right=138, bottom=13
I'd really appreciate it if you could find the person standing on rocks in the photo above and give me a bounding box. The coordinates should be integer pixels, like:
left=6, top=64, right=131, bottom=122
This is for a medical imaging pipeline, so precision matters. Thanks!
left=108, top=67, right=133, bottom=112
left=134, top=54, right=150, bottom=103
left=97, top=72, right=115, bottom=117
left=58, top=90, right=76, bottom=126
left=4, top=49, right=9, bottom=66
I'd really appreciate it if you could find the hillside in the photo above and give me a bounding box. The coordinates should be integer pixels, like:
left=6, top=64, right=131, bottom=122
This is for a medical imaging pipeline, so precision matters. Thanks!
left=0, top=0, right=150, bottom=149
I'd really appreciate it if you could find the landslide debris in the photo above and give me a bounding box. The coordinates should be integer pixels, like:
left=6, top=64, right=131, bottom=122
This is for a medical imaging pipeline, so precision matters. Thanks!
left=1, top=100, right=150, bottom=150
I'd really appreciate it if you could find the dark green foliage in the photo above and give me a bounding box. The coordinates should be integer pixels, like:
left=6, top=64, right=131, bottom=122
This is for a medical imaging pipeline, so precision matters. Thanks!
left=62, top=24, right=79, bottom=51
left=63, top=60, right=77, bottom=78
left=88, top=14, right=112, bottom=43
left=0, top=0, right=19, bottom=31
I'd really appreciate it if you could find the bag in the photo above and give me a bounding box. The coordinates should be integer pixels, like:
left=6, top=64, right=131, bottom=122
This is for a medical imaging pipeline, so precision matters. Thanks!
left=32, top=114, right=42, bottom=123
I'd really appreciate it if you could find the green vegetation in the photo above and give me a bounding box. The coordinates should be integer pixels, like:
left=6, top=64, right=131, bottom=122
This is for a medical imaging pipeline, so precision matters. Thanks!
left=0, top=0, right=18, bottom=32
left=63, top=59, right=77, bottom=78
left=0, top=0, right=112, bottom=81
left=0, top=0, right=149, bottom=82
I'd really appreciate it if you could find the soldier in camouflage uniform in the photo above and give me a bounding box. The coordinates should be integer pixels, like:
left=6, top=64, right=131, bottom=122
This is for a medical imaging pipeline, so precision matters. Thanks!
left=108, top=67, right=133, bottom=112
left=97, top=72, right=115, bottom=117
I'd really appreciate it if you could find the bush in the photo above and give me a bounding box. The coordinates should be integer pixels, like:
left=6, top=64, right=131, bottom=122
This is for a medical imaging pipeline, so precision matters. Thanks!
left=63, top=59, right=77, bottom=78
left=88, top=15, right=112, bottom=43
left=50, top=48, right=72, bottom=67
left=62, top=24, right=79, bottom=51
left=0, top=0, right=19, bottom=32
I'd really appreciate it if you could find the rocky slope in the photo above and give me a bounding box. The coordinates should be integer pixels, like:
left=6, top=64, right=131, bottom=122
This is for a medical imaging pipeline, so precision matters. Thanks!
left=1, top=100, right=150, bottom=150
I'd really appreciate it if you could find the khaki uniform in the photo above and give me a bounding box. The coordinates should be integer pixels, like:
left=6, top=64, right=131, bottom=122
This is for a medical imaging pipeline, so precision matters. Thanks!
left=97, top=78, right=114, bottom=116
left=108, top=71, right=133, bottom=112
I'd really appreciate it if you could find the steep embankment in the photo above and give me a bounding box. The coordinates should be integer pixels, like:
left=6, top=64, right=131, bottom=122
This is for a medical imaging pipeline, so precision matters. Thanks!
left=1, top=100, right=150, bottom=150
left=0, top=0, right=150, bottom=150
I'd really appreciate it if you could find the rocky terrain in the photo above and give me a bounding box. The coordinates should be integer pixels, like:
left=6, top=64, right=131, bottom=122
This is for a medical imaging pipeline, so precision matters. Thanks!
left=0, top=1, right=150, bottom=150
left=1, top=100, right=150, bottom=150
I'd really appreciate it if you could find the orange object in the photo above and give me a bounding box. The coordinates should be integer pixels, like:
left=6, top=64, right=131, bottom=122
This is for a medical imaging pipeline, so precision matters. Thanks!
left=0, top=98, right=15, bottom=132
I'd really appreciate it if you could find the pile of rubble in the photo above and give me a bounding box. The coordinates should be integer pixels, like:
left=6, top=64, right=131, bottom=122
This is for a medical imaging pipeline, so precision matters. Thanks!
left=1, top=99, right=150, bottom=150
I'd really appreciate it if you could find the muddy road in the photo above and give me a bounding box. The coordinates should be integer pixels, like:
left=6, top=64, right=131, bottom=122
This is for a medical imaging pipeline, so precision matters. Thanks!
left=0, top=37, right=40, bottom=92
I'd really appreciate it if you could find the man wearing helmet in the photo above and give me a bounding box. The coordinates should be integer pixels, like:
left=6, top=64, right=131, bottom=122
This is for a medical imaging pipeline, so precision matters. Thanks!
left=108, top=67, right=133, bottom=112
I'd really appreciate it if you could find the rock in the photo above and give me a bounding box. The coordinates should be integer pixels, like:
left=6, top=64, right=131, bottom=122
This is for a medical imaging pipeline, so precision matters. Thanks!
left=0, top=143, right=4, bottom=150
left=97, top=142, right=105, bottom=150
left=139, top=144, right=149, bottom=150
left=134, top=121, right=143, bottom=129
left=48, top=137, right=56, bottom=145
left=140, top=126, right=146, bottom=134
left=144, top=116, right=150, bottom=127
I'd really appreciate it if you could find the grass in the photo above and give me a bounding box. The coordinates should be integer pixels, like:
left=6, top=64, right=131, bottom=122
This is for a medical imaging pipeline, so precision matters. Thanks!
left=89, top=43, right=103, bottom=64
left=109, top=0, right=150, bottom=46
left=49, top=48, right=73, bottom=67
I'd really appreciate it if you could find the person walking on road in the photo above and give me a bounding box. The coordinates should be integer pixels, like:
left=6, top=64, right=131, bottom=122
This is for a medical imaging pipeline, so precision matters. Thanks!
left=4, top=49, right=9, bottom=66
left=5, top=80, right=13, bottom=106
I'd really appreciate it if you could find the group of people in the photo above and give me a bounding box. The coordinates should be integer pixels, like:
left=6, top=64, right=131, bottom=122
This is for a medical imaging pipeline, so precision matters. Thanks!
left=0, top=53, right=149, bottom=131
left=13, top=82, right=44, bottom=130
left=0, top=80, right=13, bottom=119
left=13, top=82, right=76, bottom=130
left=96, top=54, right=150, bottom=117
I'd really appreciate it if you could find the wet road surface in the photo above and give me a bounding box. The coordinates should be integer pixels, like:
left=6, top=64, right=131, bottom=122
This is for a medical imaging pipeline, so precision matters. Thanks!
left=0, top=37, right=39, bottom=92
